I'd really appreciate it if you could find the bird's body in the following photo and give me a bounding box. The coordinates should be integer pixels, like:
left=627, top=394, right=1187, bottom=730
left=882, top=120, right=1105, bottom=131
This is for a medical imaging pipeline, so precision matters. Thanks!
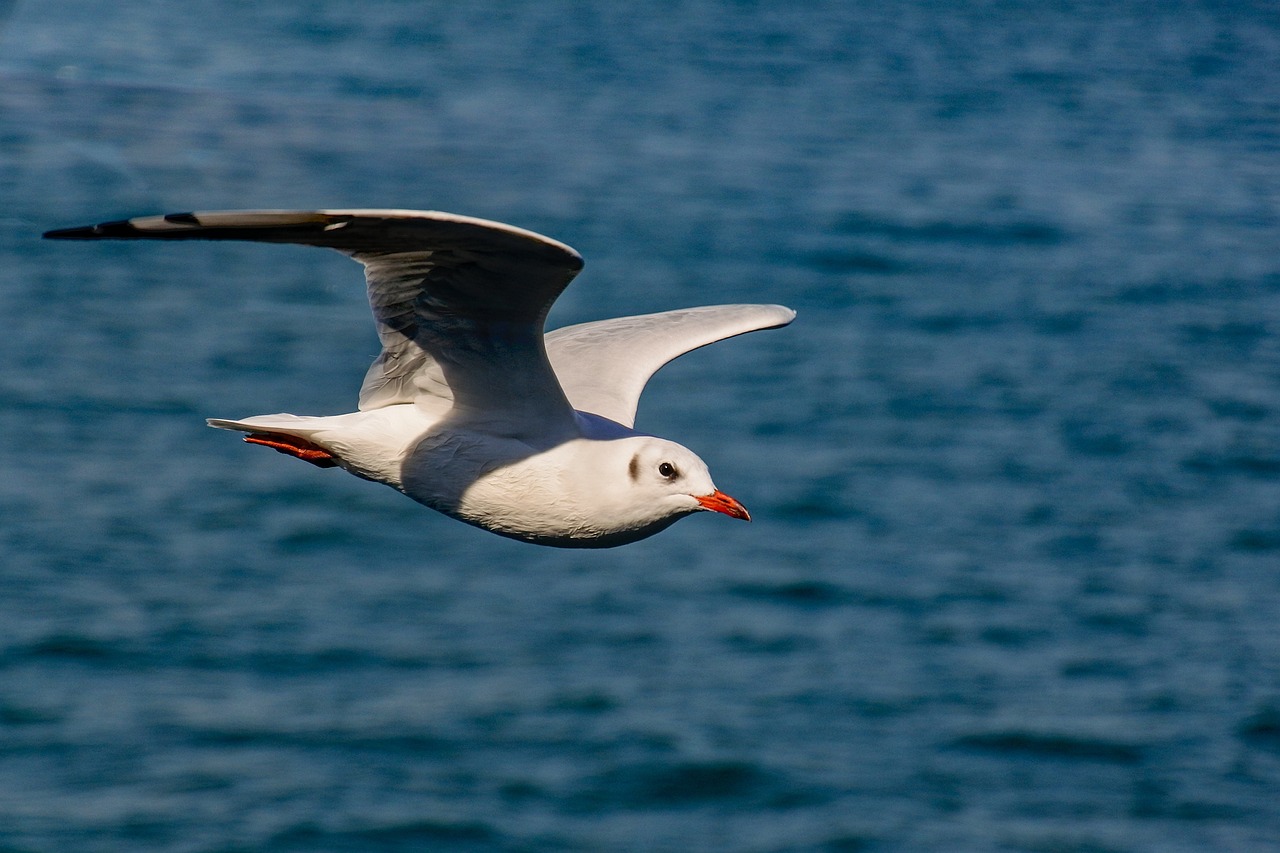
left=45, top=209, right=794, bottom=547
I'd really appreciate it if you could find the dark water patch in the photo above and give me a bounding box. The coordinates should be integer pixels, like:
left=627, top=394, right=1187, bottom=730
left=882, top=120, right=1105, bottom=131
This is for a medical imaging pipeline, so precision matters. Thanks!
left=725, top=631, right=817, bottom=655
left=0, top=392, right=202, bottom=417
left=159, top=771, right=237, bottom=795
left=499, top=778, right=545, bottom=803
left=1238, top=705, right=1280, bottom=751
left=17, top=634, right=125, bottom=663
left=729, top=580, right=851, bottom=608
left=1182, top=449, right=1280, bottom=478
left=180, top=646, right=484, bottom=674
left=918, top=621, right=965, bottom=645
left=1112, top=276, right=1255, bottom=306
left=953, top=731, right=1144, bottom=764
left=1129, top=779, right=1249, bottom=823
left=909, top=312, right=1009, bottom=334
left=932, top=578, right=1018, bottom=608
left=178, top=724, right=454, bottom=754
left=805, top=249, right=909, bottom=275
left=1108, top=359, right=1191, bottom=396
left=912, top=767, right=965, bottom=815
left=883, top=392, right=983, bottom=421
left=1228, top=528, right=1280, bottom=553
left=273, top=524, right=366, bottom=553
left=273, top=817, right=500, bottom=851
left=1206, top=396, right=1270, bottom=422
left=295, top=645, right=477, bottom=672
left=845, top=695, right=920, bottom=720
left=1061, top=658, right=1137, bottom=680
left=1001, top=833, right=1131, bottom=853
left=1142, top=692, right=1182, bottom=714
left=833, top=212, right=1066, bottom=247
left=773, top=490, right=857, bottom=522
left=1042, top=532, right=1106, bottom=561
left=1012, top=67, right=1084, bottom=95
left=0, top=701, right=60, bottom=725
left=823, top=837, right=877, bottom=853
left=550, top=690, right=618, bottom=714
left=335, top=78, right=431, bottom=102
left=1162, top=800, right=1248, bottom=822
left=979, top=623, right=1051, bottom=648
left=772, top=835, right=877, bottom=853
left=1033, top=311, right=1088, bottom=335
left=1076, top=607, right=1149, bottom=638
left=1059, top=416, right=1132, bottom=457
left=574, top=759, right=788, bottom=810
left=1022, top=503, right=1056, bottom=526
left=542, top=627, right=663, bottom=654
left=1179, top=319, right=1269, bottom=353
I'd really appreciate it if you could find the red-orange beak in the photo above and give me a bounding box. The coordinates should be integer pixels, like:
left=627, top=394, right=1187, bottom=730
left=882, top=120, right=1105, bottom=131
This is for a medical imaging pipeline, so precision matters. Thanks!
left=695, top=489, right=751, bottom=521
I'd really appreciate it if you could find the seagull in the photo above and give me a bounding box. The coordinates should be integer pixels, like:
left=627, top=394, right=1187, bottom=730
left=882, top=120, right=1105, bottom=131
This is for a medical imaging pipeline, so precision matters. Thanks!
left=45, top=210, right=795, bottom=547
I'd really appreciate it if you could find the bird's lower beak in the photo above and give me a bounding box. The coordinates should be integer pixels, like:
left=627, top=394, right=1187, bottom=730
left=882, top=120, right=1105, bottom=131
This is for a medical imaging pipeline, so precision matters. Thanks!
left=696, top=489, right=751, bottom=521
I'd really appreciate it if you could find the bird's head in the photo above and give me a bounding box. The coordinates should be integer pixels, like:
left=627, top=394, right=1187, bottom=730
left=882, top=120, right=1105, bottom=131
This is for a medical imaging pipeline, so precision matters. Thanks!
left=583, top=436, right=750, bottom=539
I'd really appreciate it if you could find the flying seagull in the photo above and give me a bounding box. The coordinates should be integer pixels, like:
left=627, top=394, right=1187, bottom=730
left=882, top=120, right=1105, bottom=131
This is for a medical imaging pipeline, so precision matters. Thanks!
left=45, top=210, right=795, bottom=547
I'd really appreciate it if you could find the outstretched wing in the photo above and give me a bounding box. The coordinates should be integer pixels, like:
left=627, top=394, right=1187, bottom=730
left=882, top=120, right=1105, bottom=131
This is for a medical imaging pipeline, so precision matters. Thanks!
left=46, top=209, right=585, bottom=438
left=545, top=304, right=796, bottom=428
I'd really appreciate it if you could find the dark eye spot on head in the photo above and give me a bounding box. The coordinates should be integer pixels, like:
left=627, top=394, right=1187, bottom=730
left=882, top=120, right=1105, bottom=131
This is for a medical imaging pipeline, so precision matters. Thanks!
left=629, top=453, right=640, bottom=481
left=658, top=461, right=678, bottom=480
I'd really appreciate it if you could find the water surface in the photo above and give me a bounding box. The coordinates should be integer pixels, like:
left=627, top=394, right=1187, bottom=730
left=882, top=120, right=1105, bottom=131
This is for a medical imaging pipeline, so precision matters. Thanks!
left=1, top=2, right=1279, bottom=850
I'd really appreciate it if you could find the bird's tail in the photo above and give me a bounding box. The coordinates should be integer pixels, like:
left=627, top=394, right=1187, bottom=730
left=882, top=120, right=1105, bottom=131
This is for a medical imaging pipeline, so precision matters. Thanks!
left=208, top=414, right=339, bottom=468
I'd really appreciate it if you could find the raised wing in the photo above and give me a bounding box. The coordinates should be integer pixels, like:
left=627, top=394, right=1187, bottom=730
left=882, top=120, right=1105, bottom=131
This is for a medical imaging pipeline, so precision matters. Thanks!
left=545, top=304, right=795, bottom=428
left=46, top=209, right=585, bottom=438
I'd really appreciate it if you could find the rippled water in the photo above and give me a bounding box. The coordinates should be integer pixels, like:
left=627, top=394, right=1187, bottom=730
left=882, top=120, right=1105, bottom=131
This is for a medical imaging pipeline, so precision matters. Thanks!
left=2, top=2, right=1279, bottom=851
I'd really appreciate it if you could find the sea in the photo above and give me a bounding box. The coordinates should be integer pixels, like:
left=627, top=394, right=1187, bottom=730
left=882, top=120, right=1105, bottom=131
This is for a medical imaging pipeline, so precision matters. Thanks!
left=1, top=1, right=1278, bottom=850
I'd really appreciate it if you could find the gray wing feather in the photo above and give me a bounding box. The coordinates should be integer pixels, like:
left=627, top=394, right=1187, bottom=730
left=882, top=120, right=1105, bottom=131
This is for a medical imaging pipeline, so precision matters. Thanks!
left=545, top=304, right=796, bottom=428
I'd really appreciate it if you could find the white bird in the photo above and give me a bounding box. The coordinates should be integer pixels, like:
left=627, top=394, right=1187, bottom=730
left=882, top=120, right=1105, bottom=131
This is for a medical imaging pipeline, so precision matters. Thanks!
left=45, top=210, right=795, bottom=547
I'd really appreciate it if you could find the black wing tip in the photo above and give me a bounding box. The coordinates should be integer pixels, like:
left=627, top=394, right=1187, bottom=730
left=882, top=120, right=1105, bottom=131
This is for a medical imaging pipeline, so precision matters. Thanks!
left=43, top=219, right=138, bottom=240
left=43, top=213, right=206, bottom=240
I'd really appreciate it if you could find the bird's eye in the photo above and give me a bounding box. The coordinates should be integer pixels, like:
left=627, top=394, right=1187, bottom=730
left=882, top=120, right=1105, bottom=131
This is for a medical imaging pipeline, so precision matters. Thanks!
left=658, top=462, right=678, bottom=479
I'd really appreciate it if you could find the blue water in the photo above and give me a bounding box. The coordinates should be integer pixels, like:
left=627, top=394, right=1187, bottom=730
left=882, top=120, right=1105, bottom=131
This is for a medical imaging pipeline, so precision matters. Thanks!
left=2, top=1, right=1279, bottom=850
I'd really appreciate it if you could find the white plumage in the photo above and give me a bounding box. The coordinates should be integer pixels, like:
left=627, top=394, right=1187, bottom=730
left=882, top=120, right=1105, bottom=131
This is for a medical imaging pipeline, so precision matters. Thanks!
left=46, top=209, right=795, bottom=547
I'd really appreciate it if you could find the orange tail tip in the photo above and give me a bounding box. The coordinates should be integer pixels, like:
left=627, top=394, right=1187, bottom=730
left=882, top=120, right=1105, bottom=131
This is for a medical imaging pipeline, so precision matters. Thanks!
left=243, top=433, right=338, bottom=468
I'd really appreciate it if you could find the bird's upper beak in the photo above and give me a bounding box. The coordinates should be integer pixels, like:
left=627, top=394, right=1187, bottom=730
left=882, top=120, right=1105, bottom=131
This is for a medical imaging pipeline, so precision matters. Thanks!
left=695, top=489, right=751, bottom=521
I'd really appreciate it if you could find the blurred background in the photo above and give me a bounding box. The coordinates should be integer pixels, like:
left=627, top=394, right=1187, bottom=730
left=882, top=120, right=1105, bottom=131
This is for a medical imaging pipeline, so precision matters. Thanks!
left=2, top=1, right=1279, bottom=850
